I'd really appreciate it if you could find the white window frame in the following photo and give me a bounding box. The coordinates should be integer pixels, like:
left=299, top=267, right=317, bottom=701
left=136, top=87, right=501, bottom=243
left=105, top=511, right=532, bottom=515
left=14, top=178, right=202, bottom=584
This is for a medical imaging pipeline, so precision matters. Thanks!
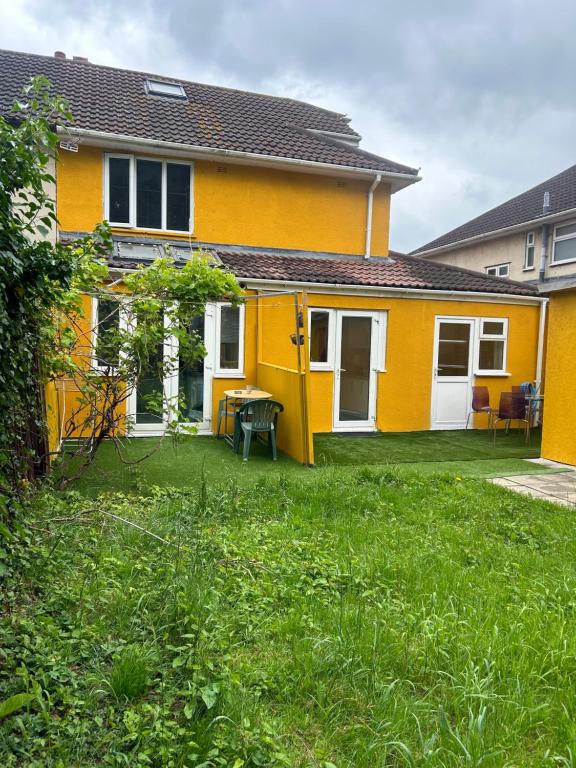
left=485, top=263, right=510, bottom=278
left=309, top=308, right=335, bottom=371
left=551, top=220, right=576, bottom=266
left=308, top=308, right=387, bottom=373
left=214, top=302, right=245, bottom=378
left=104, top=154, right=194, bottom=233
left=523, top=231, right=536, bottom=271
left=474, top=317, right=509, bottom=376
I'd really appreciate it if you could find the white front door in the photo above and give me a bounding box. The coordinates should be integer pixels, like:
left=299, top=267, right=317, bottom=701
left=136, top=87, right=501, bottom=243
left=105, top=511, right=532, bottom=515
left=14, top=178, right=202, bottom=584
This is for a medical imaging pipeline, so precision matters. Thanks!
left=431, top=318, right=474, bottom=430
left=127, top=310, right=214, bottom=435
left=333, top=311, right=379, bottom=431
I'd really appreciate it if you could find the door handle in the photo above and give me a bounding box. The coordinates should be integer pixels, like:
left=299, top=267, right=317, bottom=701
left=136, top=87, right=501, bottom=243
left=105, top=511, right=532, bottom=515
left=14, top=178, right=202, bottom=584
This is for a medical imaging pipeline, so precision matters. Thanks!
left=339, top=368, right=347, bottom=373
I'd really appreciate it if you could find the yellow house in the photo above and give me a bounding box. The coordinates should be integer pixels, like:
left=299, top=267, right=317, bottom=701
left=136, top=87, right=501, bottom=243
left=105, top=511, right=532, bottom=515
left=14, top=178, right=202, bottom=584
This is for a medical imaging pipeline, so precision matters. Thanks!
left=2, top=49, right=546, bottom=464
left=541, top=286, right=576, bottom=465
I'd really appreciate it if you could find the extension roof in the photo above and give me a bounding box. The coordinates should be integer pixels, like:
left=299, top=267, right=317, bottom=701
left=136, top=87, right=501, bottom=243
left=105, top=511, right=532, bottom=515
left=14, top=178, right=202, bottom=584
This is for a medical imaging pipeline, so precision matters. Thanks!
left=95, top=235, right=539, bottom=297
left=413, top=164, right=576, bottom=256
left=0, top=49, right=419, bottom=181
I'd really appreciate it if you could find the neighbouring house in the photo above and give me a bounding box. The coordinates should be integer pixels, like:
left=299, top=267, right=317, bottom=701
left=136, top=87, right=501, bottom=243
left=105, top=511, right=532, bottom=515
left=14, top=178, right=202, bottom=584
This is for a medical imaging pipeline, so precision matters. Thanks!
left=1, top=49, right=546, bottom=464
left=411, top=164, right=576, bottom=292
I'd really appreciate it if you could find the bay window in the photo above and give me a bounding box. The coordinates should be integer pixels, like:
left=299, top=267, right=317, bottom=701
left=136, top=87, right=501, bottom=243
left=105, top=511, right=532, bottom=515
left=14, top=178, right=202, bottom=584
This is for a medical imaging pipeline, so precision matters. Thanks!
left=105, top=154, right=192, bottom=232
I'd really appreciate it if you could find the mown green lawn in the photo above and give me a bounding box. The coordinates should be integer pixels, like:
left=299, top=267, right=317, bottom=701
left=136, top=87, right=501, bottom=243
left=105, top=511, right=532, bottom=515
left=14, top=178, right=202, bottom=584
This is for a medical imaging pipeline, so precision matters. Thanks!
left=65, top=428, right=550, bottom=497
left=2, top=466, right=576, bottom=766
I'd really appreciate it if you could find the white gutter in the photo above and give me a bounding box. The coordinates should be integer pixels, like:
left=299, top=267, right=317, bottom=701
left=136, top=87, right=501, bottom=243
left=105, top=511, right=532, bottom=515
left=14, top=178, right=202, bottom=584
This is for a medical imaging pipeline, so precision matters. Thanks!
left=415, top=206, right=576, bottom=257
left=237, top=276, right=545, bottom=305
left=60, top=126, right=421, bottom=191
left=535, top=297, right=548, bottom=389
left=364, top=174, right=382, bottom=259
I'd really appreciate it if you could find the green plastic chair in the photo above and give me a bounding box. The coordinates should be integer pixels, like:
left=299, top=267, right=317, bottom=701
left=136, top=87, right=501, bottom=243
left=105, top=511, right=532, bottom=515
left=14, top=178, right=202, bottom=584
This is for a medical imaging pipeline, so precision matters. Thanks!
left=235, top=399, right=284, bottom=461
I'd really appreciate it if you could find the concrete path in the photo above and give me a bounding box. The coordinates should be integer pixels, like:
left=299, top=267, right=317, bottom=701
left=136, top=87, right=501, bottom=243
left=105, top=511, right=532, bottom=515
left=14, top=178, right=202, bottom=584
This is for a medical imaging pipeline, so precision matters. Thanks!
left=491, top=463, right=576, bottom=507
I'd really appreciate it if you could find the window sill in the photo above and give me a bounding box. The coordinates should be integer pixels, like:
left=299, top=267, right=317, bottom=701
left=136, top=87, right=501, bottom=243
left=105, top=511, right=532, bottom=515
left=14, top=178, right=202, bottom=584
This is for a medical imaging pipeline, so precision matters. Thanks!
left=213, top=372, right=245, bottom=379
left=110, top=224, right=196, bottom=238
left=310, top=366, right=334, bottom=372
left=474, top=371, right=511, bottom=377
left=522, top=266, right=535, bottom=272
left=549, top=256, right=576, bottom=268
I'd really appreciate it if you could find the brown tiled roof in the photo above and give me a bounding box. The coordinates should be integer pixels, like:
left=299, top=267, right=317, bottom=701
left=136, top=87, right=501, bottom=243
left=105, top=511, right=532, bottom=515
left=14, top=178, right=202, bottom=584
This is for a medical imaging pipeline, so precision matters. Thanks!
left=0, top=49, right=418, bottom=178
left=98, top=236, right=538, bottom=297
left=413, top=164, right=576, bottom=255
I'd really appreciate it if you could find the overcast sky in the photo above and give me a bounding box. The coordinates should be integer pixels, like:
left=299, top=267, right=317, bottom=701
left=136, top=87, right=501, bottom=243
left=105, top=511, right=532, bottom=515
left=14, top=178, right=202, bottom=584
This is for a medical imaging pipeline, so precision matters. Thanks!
left=2, top=0, right=575, bottom=252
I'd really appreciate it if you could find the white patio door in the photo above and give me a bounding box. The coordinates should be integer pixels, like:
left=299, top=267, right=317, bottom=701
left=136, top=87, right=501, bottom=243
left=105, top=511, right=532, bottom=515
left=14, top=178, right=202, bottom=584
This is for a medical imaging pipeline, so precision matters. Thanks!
left=127, top=308, right=214, bottom=435
left=333, top=311, right=379, bottom=431
left=431, top=318, right=474, bottom=430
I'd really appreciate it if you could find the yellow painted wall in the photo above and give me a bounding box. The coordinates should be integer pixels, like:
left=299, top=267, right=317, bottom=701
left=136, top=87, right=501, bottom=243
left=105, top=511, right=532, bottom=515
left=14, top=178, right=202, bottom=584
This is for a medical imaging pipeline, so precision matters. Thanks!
left=56, top=147, right=390, bottom=256
left=541, top=291, right=576, bottom=465
left=304, top=294, right=540, bottom=434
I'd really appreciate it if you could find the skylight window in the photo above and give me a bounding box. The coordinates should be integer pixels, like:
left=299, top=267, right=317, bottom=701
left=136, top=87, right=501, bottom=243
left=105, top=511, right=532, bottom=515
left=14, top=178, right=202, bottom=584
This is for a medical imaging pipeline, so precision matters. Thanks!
left=145, top=79, right=186, bottom=99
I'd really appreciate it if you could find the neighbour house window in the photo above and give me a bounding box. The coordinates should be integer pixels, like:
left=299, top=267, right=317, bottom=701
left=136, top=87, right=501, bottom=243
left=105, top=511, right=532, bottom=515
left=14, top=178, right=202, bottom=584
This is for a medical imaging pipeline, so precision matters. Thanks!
left=476, top=318, right=508, bottom=374
left=485, top=263, right=510, bottom=278
left=552, top=221, right=576, bottom=264
left=215, top=303, right=244, bottom=376
left=94, top=297, right=122, bottom=369
left=309, top=309, right=335, bottom=370
left=524, top=231, right=536, bottom=270
left=105, top=155, right=192, bottom=232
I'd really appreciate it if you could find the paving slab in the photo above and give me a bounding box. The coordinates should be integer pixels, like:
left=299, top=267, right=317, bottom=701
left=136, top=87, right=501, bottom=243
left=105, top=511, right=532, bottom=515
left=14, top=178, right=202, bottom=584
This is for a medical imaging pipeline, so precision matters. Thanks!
left=491, top=471, right=576, bottom=507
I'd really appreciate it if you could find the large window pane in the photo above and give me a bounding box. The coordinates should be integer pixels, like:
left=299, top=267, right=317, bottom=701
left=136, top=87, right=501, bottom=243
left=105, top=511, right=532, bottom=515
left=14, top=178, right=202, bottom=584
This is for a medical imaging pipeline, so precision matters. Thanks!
left=166, top=163, right=191, bottom=231
left=310, top=311, right=329, bottom=364
left=437, top=322, right=470, bottom=377
left=339, top=316, right=371, bottom=421
left=136, top=160, right=162, bottom=229
left=179, top=315, right=204, bottom=423
left=219, top=306, right=240, bottom=369
left=553, top=237, right=576, bottom=263
left=95, top=298, right=121, bottom=368
left=479, top=339, right=504, bottom=371
left=556, top=222, right=576, bottom=238
left=108, top=158, right=130, bottom=223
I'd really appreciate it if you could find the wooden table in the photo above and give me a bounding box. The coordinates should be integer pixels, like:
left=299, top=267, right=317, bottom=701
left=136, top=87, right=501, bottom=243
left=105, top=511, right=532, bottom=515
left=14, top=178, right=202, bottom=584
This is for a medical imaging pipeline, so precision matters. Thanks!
left=222, top=389, right=272, bottom=448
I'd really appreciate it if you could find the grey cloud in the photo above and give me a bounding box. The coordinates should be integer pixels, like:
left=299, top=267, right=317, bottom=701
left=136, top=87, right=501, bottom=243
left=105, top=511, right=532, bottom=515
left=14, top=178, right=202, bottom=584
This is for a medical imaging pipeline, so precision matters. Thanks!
left=5, top=0, right=576, bottom=250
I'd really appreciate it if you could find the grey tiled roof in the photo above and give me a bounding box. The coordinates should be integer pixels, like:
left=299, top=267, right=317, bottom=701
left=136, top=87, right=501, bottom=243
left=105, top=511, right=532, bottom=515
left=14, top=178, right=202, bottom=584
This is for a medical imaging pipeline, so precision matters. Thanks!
left=0, top=49, right=419, bottom=177
left=93, top=235, right=539, bottom=297
left=413, top=164, right=576, bottom=255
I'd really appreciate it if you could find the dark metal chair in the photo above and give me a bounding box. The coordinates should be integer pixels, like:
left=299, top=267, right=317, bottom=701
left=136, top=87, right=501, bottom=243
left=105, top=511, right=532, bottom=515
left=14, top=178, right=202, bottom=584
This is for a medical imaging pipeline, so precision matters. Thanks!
left=466, top=385, right=495, bottom=430
left=235, top=399, right=284, bottom=461
left=493, top=391, right=530, bottom=445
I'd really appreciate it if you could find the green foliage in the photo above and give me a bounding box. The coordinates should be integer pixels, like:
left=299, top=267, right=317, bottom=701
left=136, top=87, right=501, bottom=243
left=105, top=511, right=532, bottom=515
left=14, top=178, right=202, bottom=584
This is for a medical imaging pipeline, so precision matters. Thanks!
left=0, top=76, right=110, bottom=495
left=1, top=471, right=576, bottom=765
left=108, top=646, right=150, bottom=701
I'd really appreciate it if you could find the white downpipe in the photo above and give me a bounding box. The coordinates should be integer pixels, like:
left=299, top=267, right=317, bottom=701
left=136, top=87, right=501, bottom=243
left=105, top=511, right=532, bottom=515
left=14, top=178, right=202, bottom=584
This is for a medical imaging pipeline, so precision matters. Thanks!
left=535, top=297, right=548, bottom=388
left=364, top=174, right=382, bottom=259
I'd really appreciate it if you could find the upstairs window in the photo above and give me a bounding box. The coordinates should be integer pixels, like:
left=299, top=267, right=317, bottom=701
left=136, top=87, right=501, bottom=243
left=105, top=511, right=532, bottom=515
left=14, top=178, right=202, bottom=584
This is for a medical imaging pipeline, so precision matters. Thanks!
left=477, top=318, right=508, bottom=374
left=105, top=155, right=192, bottom=232
left=552, top=221, right=576, bottom=264
left=524, top=231, right=535, bottom=270
left=485, top=263, right=510, bottom=278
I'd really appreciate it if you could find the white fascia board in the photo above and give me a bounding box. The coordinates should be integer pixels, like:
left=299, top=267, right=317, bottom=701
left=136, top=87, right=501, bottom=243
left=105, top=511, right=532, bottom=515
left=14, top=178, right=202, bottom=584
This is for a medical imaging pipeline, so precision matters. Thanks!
left=416, top=207, right=576, bottom=257
left=59, top=126, right=421, bottom=191
left=239, top=277, right=544, bottom=306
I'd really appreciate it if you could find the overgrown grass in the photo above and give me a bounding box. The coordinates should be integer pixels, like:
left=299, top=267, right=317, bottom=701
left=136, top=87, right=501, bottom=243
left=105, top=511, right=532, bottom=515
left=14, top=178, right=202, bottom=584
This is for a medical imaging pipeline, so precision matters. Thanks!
left=2, top=469, right=576, bottom=765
